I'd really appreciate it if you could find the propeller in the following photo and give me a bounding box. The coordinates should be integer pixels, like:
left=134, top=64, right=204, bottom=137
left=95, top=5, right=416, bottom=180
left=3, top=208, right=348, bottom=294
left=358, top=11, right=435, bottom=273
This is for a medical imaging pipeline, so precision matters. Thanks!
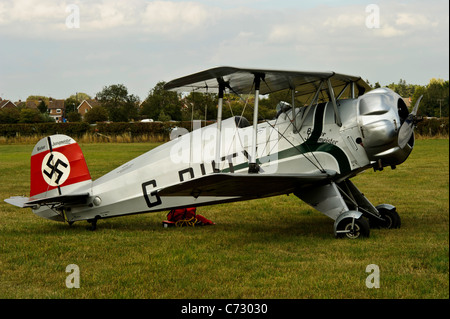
left=398, top=95, right=423, bottom=149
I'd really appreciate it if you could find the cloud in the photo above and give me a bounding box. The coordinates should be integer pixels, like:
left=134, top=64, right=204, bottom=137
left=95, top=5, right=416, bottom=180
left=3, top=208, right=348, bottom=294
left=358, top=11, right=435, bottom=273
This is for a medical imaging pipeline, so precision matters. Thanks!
left=266, top=1, right=446, bottom=42
left=0, top=0, right=448, bottom=102
left=0, top=0, right=217, bottom=38
left=374, top=24, right=406, bottom=38
left=82, top=0, right=143, bottom=30
left=141, top=1, right=213, bottom=33
left=0, top=0, right=66, bottom=23
left=323, top=12, right=365, bottom=29
left=267, top=24, right=315, bottom=44
left=395, top=12, right=435, bottom=27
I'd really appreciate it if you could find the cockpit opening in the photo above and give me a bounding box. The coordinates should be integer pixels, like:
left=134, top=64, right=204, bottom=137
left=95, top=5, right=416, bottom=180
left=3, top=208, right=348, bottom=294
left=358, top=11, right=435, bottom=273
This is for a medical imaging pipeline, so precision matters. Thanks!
left=275, top=101, right=292, bottom=118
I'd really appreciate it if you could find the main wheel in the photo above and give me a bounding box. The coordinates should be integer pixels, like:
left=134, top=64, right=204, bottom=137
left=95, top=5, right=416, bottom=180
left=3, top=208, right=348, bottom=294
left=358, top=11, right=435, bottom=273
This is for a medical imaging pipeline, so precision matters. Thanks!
left=335, top=216, right=370, bottom=239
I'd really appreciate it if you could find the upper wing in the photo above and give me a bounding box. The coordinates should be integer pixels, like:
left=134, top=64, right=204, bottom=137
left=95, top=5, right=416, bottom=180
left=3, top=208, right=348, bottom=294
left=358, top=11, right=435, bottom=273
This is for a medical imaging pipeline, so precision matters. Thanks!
left=164, top=66, right=370, bottom=100
left=158, top=172, right=336, bottom=200
left=5, top=193, right=90, bottom=208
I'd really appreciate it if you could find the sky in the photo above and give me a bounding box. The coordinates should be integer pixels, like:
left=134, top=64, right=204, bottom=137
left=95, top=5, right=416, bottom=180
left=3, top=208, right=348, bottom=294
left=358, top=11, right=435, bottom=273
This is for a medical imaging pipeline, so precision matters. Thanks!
left=0, top=0, right=448, bottom=102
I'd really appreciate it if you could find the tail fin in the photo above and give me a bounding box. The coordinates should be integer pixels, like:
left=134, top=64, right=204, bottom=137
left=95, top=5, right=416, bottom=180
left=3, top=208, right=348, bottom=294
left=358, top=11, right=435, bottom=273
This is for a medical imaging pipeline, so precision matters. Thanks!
left=30, top=135, right=91, bottom=198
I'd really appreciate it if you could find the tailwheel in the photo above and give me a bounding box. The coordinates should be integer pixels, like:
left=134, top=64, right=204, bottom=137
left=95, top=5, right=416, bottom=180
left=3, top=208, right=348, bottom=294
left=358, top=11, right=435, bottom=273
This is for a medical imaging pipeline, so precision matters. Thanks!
left=87, top=216, right=99, bottom=231
left=334, top=212, right=370, bottom=239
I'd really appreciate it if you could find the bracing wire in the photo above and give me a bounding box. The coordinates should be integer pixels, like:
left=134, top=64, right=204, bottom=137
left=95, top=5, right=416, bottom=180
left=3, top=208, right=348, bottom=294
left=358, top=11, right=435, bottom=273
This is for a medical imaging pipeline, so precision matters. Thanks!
left=223, top=84, right=254, bottom=170
left=225, top=80, right=326, bottom=173
left=258, top=78, right=326, bottom=173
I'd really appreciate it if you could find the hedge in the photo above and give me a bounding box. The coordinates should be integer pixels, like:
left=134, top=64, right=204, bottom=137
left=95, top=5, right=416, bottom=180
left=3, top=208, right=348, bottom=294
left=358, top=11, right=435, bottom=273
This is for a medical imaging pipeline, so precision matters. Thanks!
left=0, top=118, right=448, bottom=138
left=94, top=122, right=177, bottom=136
left=0, top=122, right=90, bottom=137
left=0, top=121, right=195, bottom=138
left=415, top=118, right=449, bottom=137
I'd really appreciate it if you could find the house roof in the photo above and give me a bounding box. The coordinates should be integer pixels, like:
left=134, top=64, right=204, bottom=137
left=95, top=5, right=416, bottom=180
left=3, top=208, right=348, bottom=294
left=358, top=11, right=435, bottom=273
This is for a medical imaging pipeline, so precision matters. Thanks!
left=26, top=100, right=39, bottom=109
left=77, top=99, right=100, bottom=110
left=47, top=98, right=65, bottom=110
left=0, top=100, right=17, bottom=109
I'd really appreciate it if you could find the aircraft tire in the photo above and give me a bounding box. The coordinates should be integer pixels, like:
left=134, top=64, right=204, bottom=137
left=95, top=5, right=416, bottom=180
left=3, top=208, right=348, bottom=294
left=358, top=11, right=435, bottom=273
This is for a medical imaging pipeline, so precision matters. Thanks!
left=335, top=215, right=370, bottom=239
left=376, top=207, right=401, bottom=229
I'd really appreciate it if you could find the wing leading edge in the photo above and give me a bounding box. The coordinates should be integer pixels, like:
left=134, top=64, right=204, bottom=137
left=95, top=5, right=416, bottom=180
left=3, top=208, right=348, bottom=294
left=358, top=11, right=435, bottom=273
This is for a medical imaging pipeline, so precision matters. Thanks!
left=158, top=172, right=336, bottom=200
left=164, top=66, right=370, bottom=100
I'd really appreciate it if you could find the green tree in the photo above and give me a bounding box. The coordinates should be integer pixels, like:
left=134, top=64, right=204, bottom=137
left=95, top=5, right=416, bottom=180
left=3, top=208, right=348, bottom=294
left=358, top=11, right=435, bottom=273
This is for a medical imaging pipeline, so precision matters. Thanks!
left=222, top=97, right=253, bottom=121
left=386, top=79, right=418, bottom=98
left=259, top=90, right=296, bottom=119
left=19, top=108, right=42, bottom=123
left=37, top=100, right=47, bottom=113
left=183, top=91, right=218, bottom=121
left=157, top=110, right=171, bottom=122
left=26, top=96, right=48, bottom=103
left=0, top=108, right=20, bottom=123
left=217, top=94, right=278, bottom=123
left=65, top=93, right=92, bottom=115
left=97, top=84, right=140, bottom=122
left=65, top=97, right=79, bottom=114
left=426, top=78, right=449, bottom=118
left=412, top=78, right=450, bottom=118
left=68, top=92, right=91, bottom=101
left=66, top=111, right=82, bottom=122
left=40, top=112, right=55, bottom=123
left=84, top=105, right=109, bottom=124
left=140, top=82, right=182, bottom=121
left=412, top=86, right=427, bottom=116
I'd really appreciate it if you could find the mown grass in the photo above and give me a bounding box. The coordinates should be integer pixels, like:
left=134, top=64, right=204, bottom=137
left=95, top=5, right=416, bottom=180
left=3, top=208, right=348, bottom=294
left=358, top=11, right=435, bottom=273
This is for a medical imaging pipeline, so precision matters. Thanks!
left=0, top=139, right=448, bottom=299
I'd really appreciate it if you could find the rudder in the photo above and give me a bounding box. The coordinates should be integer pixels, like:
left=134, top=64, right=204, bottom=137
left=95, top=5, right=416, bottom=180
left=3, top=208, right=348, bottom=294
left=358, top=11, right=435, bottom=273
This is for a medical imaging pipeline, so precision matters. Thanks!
left=30, top=135, right=91, bottom=198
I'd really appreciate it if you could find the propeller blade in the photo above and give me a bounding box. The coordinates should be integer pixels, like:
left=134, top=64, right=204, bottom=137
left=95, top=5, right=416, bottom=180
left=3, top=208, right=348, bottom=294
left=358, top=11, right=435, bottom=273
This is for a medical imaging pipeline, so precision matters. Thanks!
left=411, top=95, right=423, bottom=115
left=398, top=95, right=423, bottom=149
left=398, top=122, right=413, bottom=149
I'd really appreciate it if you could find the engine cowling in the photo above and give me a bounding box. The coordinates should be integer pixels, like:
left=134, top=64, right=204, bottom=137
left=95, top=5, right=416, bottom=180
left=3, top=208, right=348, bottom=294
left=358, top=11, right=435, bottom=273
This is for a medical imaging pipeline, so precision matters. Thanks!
left=358, top=88, right=414, bottom=168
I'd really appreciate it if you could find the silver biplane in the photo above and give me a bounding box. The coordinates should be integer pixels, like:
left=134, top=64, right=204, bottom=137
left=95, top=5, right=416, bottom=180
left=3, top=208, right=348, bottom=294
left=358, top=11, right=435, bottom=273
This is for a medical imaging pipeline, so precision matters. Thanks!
left=5, top=67, right=422, bottom=238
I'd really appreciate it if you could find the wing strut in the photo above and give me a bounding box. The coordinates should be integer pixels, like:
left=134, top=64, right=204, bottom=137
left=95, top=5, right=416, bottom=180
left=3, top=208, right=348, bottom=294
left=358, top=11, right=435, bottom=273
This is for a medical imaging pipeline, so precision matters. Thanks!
left=296, top=80, right=324, bottom=131
left=351, top=81, right=356, bottom=98
left=214, top=79, right=226, bottom=172
left=249, top=73, right=264, bottom=173
left=327, top=78, right=342, bottom=127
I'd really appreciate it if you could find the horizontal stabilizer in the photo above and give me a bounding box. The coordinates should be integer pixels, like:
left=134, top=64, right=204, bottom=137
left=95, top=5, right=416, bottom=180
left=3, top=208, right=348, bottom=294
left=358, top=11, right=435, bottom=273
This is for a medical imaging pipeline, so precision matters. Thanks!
left=158, top=172, right=336, bottom=199
left=4, top=196, right=31, bottom=208
left=5, top=193, right=90, bottom=208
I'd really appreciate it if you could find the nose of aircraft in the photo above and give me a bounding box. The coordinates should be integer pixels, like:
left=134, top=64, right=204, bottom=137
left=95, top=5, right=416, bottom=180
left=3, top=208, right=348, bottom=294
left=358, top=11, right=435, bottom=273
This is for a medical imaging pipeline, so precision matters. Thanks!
left=358, top=88, right=422, bottom=169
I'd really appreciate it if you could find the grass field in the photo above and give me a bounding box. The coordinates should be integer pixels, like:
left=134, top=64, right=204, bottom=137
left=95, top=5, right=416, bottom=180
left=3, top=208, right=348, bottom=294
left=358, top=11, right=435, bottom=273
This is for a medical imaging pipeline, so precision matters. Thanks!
left=0, top=139, right=448, bottom=299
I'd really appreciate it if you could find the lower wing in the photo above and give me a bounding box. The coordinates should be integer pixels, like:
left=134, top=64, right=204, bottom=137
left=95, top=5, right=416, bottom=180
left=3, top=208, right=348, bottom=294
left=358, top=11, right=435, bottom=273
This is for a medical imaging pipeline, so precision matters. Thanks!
left=158, top=171, right=336, bottom=200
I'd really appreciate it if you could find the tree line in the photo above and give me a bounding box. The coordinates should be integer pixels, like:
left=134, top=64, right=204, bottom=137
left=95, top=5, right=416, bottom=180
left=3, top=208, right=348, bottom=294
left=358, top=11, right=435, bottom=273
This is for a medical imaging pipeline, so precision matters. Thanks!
left=369, top=78, right=449, bottom=118
left=1, top=77, right=448, bottom=125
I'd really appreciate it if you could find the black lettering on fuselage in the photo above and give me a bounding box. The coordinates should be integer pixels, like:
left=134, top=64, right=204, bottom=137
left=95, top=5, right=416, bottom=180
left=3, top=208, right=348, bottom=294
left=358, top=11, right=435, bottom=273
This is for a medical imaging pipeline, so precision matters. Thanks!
left=178, top=168, right=194, bottom=182
left=142, top=179, right=162, bottom=208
